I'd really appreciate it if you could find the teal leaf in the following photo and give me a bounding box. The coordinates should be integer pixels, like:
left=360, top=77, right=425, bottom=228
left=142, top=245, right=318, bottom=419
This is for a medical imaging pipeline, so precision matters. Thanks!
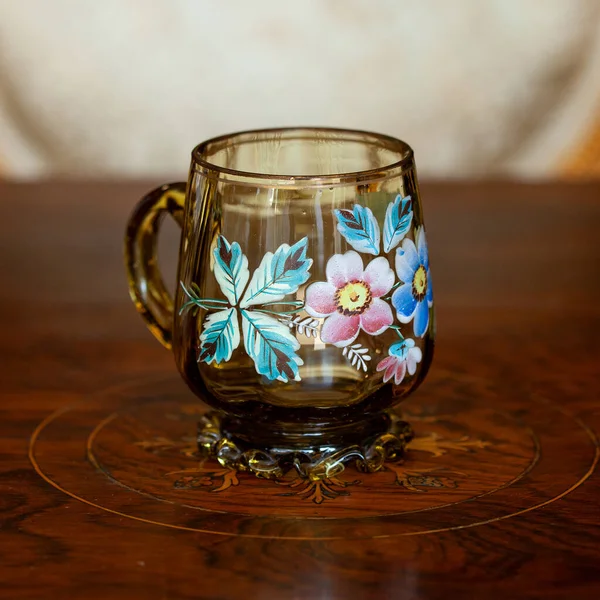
left=240, top=237, right=312, bottom=308
left=333, top=204, right=380, bottom=255
left=383, top=194, right=413, bottom=253
left=241, top=309, right=303, bottom=382
left=198, top=308, right=240, bottom=364
left=213, top=235, right=249, bottom=306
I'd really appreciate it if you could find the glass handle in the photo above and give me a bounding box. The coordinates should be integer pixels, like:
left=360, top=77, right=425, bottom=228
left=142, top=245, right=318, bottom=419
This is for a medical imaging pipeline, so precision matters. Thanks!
left=124, top=182, right=186, bottom=349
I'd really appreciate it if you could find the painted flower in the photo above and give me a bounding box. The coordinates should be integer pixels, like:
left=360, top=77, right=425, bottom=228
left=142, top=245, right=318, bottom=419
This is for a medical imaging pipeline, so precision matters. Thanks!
left=392, top=227, right=433, bottom=337
left=305, top=251, right=394, bottom=347
left=376, top=339, right=422, bottom=384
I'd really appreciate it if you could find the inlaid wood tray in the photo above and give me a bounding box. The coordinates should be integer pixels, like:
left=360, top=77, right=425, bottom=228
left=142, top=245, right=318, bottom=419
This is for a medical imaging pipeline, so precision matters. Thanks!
left=30, top=369, right=598, bottom=540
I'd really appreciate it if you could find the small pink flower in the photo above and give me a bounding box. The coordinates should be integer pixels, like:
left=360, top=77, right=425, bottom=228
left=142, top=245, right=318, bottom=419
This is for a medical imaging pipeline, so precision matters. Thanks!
left=305, top=251, right=394, bottom=347
left=376, top=339, right=422, bottom=385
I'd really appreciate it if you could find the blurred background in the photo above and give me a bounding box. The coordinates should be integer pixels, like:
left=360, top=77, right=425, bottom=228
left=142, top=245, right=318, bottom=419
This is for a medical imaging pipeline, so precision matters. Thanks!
left=1, top=0, right=599, bottom=180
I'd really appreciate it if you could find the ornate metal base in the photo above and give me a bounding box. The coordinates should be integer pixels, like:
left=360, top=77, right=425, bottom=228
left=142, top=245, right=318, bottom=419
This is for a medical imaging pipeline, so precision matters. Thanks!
left=197, top=411, right=414, bottom=481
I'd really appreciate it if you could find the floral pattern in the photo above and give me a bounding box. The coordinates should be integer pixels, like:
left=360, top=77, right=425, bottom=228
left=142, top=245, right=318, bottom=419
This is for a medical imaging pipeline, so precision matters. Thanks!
left=181, top=235, right=311, bottom=383
left=304, top=252, right=394, bottom=347
left=180, top=192, right=433, bottom=385
left=376, top=339, right=422, bottom=385
left=392, top=227, right=433, bottom=337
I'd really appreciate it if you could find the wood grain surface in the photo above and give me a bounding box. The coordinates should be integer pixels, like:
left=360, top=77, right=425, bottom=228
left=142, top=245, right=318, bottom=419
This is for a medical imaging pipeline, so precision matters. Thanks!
left=1, top=180, right=599, bottom=599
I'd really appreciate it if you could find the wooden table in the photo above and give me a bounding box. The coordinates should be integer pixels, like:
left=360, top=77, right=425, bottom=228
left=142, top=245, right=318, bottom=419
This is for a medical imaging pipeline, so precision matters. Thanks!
left=1, top=181, right=599, bottom=599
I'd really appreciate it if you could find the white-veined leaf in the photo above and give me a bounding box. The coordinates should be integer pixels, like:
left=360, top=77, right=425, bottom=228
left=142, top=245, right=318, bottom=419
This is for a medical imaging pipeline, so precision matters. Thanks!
left=333, top=204, right=380, bottom=255
left=241, top=310, right=303, bottom=382
left=213, top=236, right=249, bottom=306
left=198, top=308, right=240, bottom=364
left=240, top=238, right=312, bottom=308
left=383, top=194, right=413, bottom=253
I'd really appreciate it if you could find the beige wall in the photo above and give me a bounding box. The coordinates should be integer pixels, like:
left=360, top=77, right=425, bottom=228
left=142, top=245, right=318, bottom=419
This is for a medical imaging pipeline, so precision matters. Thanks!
left=1, top=0, right=600, bottom=179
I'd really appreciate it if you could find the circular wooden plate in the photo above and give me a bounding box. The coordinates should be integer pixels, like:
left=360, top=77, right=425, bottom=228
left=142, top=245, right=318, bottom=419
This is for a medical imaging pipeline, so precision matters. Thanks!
left=30, top=370, right=598, bottom=540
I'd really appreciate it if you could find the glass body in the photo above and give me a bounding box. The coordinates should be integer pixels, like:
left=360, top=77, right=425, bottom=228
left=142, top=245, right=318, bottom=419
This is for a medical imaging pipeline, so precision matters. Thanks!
left=127, top=128, right=434, bottom=452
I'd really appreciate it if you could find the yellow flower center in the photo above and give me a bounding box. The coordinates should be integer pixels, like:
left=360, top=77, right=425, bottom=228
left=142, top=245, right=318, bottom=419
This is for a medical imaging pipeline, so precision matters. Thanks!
left=412, top=265, right=428, bottom=301
left=335, top=280, right=372, bottom=316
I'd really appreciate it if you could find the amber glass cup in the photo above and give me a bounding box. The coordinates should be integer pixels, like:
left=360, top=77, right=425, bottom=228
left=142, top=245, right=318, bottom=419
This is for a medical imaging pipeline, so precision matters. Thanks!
left=126, top=128, right=434, bottom=480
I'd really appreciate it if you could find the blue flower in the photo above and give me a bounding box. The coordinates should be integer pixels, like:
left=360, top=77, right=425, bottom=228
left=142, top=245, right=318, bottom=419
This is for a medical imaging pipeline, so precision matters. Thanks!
left=391, top=227, right=433, bottom=337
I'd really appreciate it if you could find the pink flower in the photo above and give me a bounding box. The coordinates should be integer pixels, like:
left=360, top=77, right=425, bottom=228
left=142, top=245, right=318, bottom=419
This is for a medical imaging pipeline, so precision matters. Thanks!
left=376, top=339, right=422, bottom=385
left=305, top=251, right=394, bottom=347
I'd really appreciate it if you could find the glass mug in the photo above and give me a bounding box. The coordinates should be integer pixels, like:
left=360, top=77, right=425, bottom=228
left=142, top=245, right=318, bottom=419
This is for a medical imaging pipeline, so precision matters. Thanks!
left=125, top=127, right=434, bottom=481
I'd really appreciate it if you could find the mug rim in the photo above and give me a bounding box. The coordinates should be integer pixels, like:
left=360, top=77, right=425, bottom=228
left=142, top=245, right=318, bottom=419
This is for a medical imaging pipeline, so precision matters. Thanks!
left=191, top=126, right=414, bottom=186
